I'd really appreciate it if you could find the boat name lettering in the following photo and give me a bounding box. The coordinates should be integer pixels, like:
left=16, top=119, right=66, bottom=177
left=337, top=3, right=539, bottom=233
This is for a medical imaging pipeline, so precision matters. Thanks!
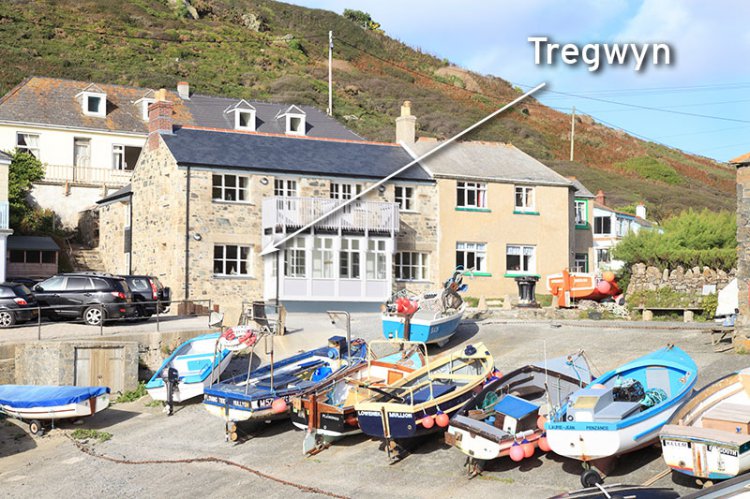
left=584, top=425, right=609, bottom=431
left=321, top=413, right=339, bottom=421
left=663, top=440, right=689, bottom=448
left=358, top=411, right=380, bottom=417
left=231, top=399, right=251, bottom=409
left=389, top=412, right=413, bottom=419
left=708, top=445, right=738, bottom=457
left=205, top=395, right=221, bottom=404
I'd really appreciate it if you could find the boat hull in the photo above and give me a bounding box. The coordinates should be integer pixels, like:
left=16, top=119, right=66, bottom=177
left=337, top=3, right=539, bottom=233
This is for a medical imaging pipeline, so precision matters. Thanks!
left=147, top=352, right=233, bottom=403
left=660, top=427, right=750, bottom=480
left=381, top=307, right=464, bottom=345
left=446, top=423, right=540, bottom=460
left=1, top=393, right=110, bottom=421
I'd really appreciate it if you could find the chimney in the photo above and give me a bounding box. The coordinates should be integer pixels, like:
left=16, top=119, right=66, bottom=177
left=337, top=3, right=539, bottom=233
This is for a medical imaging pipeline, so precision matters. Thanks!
left=147, top=88, right=174, bottom=151
left=636, top=203, right=647, bottom=219
left=177, top=81, right=190, bottom=100
left=595, top=189, right=605, bottom=206
left=396, top=100, right=416, bottom=145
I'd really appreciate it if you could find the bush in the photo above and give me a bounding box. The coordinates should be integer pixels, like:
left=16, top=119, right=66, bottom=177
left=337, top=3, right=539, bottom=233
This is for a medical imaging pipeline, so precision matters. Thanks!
left=8, top=150, right=44, bottom=230
left=343, top=9, right=383, bottom=32
left=115, top=382, right=147, bottom=403
left=616, top=156, right=682, bottom=185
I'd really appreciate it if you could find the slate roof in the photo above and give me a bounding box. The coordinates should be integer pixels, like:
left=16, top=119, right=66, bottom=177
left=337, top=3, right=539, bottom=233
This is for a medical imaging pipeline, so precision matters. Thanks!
left=409, top=140, right=573, bottom=187
left=8, top=235, right=60, bottom=251
left=0, top=150, right=10, bottom=164
left=96, top=184, right=132, bottom=206
left=569, top=178, right=595, bottom=198
left=0, top=77, right=363, bottom=141
left=162, top=127, right=432, bottom=182
left=731, top=151, right=750, bottom=165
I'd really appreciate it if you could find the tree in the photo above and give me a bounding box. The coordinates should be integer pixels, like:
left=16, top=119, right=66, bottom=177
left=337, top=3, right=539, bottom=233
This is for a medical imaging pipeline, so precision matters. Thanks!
left=7, top=150, right=45, bottom=230
left=343, top=9, right=383, bottom=32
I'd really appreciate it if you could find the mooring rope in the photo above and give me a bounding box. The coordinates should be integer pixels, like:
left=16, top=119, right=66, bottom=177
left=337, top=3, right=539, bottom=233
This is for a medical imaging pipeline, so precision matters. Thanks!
left=67, top=436, right=350, bottom=499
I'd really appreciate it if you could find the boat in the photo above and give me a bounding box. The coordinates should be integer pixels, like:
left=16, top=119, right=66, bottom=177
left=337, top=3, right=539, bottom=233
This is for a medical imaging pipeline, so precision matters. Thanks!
left=382, top=268, right=468, bottom=347
left=659, top=367, right=750, bottom=482
left=545, top=345, right=698, bottom=487
left=548, top=484, right=679, bottom=499
left=547, top=269, right=621, bottom=308
left=290, top=339, right=427, bottom=455
left=0, top=385, right=110, bottom=435
left=146, top=332, right=236, bottom=403
left=680, top=472, right=750, bottom=499
left=355, top=342, right=493, bottom=461
left=445, top=351, right=593, bottom=476
left=203, top=335, right=367, bottom=440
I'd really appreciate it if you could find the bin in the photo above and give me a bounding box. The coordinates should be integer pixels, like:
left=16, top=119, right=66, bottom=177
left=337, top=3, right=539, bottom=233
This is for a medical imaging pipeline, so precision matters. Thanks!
left=515, top=276, right=540, bottom=308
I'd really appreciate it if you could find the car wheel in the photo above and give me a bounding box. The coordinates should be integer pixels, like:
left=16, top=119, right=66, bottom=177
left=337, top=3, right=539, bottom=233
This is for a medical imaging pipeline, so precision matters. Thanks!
left=0, top=310, right=16, bottom=328
left=83, top=306, right=105, bottom=326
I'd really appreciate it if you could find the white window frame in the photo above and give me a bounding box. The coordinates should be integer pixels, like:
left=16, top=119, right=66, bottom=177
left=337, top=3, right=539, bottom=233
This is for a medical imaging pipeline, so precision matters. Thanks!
left=82, top=91, right=106, bottom=117
left=394, top=185, right=416, bottom=212
left=285, top=113, right=306, bottom=136
left=366, top=240, right=387, bottom=280
left=330, top=182, right=363, bottom=200
left=339, top=238, right=361, bottom=279
left=274, top=178, right=298, bottom=197
left=514, top=186, right=536, bottom=212
left=312, top=237, right=335, bottom=279
left=284, top=237, right=307, bottom=278
left=16, top=132, right=40, bottom=158
left=141, top=98, right=155, bottom=120
left=575, top=200, right=588, bottom=225
left=594, top=216, right=612, bottom=235
left=395, top=251, right=429, bottom=281
left=456, top=242, right=487, bottom=272
left=235, top=109, right=256, bottom=131
left=212, top=174, right=250, bottom=203
left=213, top=244, right=253, bottom=277
left=113, top=144, right=125, bottom=170
left=597, top=248, right=611, bottom=264
left=574, top=253, right=588, bottom=273
left=456, top=181, right=487, bottom=209
left=506, top=244, right=536, bottom=274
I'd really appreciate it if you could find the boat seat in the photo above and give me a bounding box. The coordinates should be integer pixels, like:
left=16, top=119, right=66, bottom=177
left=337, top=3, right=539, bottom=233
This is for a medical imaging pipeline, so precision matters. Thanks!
left=595, top=401, right=641, bottom=422
left=410, top=383, right=457, bottom=404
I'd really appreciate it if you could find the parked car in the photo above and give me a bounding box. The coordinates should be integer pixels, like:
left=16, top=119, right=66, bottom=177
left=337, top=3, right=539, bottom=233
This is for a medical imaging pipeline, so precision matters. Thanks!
left=0, top=282, right=38, bottom=328
left=32, top=273, right=133, bottom=326
left=120, top=275, right=171, bottom=318
left=8, top=277, right=40, bottom=288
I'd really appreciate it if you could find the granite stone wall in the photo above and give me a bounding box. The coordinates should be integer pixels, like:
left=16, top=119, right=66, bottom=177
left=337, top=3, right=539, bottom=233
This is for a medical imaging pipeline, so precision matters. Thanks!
left=98, top=200, right=129, bottom=274
left=626, top=263, right=735, bottom=295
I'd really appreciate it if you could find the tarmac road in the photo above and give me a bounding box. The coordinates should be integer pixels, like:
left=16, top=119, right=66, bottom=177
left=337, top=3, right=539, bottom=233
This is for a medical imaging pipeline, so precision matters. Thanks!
left=1, top=314, right=746, bottom=498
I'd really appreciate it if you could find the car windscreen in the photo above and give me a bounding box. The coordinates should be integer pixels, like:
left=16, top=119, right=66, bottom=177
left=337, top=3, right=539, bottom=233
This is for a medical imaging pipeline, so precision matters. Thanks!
left=0, top=286, right=15, bottom=298
left=12, top=284, right=32, bottom=296
left=129, top=277, right=150, bottom=292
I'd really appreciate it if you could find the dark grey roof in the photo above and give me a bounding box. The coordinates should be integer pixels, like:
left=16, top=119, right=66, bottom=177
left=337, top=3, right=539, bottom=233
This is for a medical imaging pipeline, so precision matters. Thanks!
left=569, top=178, right=595, bottom=198
left=96, top=184, right=132, bottom=206
left=410, top=141, right=573, bottom=187
left=8, top=236, right=60, bottom=251
left=162, top=128, right=432, bottom=182
left=0, top=150, right=10, bottom=164
left=185, top=94, right=363, bottom=141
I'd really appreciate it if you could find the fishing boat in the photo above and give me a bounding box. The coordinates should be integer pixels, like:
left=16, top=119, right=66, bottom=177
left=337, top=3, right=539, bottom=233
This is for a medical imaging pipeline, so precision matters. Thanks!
left=290, top=339, right=427, bottom=455
left=204, top=335, right=366, bottom=440
left=382, top=268, right=468, bottom=347
left=0, top=385, right=110, bottom=435
left=355, top=342, right=493, bottom=461
left=446, top=351, right=593, bottom=476
left=659, top=367, right=750, bottom=482
left=146, top=332, right=236, bottom=403
left=545, top=345, right=698, bottom=487
left=547, top=269, right=621, bottom=307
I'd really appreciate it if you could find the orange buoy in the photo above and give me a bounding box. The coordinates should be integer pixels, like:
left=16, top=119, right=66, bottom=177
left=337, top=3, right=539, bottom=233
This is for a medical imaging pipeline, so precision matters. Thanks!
left=521, top=438, right=535, bottom=458
left=596, top=280, right=611, bottom=294
left=271, top=398, right=288, bottom=414
left=538, top=433, right=552, bottom=452
left=435, top=412, right=450, bottom=428
left=509, top=442, right=525, bottom=462
left=421, top=415, right=435, bottom=429
left=537, top=414, right=547, bottom=430
left=602, top=271, right=616, bottom=283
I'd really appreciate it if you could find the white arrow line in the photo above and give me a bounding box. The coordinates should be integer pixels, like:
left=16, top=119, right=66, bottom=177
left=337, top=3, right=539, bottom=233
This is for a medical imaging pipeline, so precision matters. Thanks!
left=262, top=82, right=546, bottom=255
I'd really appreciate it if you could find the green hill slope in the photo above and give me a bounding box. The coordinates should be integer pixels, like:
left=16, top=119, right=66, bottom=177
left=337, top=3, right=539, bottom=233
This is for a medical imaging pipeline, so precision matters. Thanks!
left=0, top=0, right=736, bottom=218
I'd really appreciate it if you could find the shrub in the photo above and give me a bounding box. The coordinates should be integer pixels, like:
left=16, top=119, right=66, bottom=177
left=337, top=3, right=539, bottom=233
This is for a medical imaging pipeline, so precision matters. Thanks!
left=8, top=150, right=45, bottom=230
left=115, top=382, right=147, bottom=403
left=71, top=429, right=112, bottom=442
left=343, top=9, right=383, bottom=32
left=616, top=156, right=682, bottom=185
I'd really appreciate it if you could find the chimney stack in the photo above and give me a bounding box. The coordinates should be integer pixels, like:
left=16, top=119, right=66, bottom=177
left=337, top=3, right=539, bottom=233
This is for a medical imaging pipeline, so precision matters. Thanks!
left=396, top=100, right=416, bottom=145
left=147, top=88, right=174, bottom=150
left=595, top=189, right=606, bottom=206
left=177, top=81, right=190, bottom=100
left=636, top=203, right=647, bottom=219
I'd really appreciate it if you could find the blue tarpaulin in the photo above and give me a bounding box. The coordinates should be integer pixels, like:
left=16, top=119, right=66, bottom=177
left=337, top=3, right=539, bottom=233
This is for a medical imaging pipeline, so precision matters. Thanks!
left=494, top=394, right=539, bottom=419
left=0, top=385, right=109, bottom=409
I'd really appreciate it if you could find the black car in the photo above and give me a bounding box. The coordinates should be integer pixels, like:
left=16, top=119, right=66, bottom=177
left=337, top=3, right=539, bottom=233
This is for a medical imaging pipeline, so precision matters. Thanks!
left=0, top=282, right=38, bottom=328
left=120, top=275, right=171, bottom=318
left=33, top=273, right=133, bottom=326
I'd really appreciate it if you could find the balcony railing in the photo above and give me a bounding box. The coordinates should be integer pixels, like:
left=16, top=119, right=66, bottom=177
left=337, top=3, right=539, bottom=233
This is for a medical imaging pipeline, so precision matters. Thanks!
left=262, top=196, right=399, bottom=234
left=0, top=201, right=8, bottom=229
left=42, top=164, right=133, bottom=187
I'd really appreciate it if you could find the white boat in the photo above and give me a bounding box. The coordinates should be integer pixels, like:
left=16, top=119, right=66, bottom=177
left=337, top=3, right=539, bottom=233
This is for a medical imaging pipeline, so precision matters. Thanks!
left=146, top=332, right=234, bottom=403
left=0, top=385, right=110, bottom=435
left=545, top=345, right=698, bottom=487
left=659, top=367, right=750, bottom=481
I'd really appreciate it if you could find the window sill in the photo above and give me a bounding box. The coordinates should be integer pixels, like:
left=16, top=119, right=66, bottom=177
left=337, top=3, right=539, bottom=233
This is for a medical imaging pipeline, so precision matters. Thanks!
left=504, top=273, right=541, bottom=278
left=464, top=272, right=492, bottom=277
left=513, top=210, right=539, bottom=216
left=455, top=207, right=491, bottom=213
left=396, top=279, right=431, bottom=283
left=213, top=275, right=255, bottom=280
left=400, top=210, right=419, bottom=214
left=576, top=223, right=590, bottom=229
left=212, top=200, right=255, bottom=206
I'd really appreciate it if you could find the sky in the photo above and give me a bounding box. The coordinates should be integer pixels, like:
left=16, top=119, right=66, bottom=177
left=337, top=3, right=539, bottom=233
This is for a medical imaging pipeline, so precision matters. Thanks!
left=286, top=0, right=750, bottom=162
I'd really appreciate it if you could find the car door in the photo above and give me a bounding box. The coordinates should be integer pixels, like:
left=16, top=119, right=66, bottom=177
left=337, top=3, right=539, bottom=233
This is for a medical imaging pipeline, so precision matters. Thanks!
left=59, top=276, right=93, bottom=317
left=33, top=276, right=66, bottom=313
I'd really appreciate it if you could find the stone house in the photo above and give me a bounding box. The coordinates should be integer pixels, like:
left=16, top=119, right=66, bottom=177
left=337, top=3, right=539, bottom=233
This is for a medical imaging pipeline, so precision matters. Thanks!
left=98, top=92, right=436, bottom=322
left=592, top=190, right=653, bottom=272
left=0, top=77, right=363, bottom=229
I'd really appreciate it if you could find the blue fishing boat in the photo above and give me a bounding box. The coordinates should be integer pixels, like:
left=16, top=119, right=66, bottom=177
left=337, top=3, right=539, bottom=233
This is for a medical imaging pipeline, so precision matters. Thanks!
left=203, top=335, right=366, bottom=440
left=545, top=345, right=698, bottom=487
left=382, top=268, right=468, bottom=347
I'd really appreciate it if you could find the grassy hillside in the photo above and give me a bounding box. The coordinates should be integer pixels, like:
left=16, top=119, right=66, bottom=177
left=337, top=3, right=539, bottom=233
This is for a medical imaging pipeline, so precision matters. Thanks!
left=0, top=0, right=736, bottom=218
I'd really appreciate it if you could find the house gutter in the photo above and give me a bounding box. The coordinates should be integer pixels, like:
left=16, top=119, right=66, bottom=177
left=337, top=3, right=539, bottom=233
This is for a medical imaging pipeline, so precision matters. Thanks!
left=184, top=165, right=191, bottom=301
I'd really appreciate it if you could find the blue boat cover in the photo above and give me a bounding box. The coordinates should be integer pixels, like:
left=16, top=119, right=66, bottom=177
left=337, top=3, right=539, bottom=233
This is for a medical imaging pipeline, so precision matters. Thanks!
left=494, top=394, right=539, bottom=419
left=0, top=385, right=109, bottom=408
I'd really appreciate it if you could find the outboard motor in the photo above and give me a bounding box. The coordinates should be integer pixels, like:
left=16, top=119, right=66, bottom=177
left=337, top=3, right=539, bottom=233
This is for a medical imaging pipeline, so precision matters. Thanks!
left=163, top=367, right=179, bottom=416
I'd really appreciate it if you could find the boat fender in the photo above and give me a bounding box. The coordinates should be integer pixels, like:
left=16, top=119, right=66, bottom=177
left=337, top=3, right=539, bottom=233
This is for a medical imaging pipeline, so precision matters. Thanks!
left=521, top=438, right=535, bottom=458
left=421, top=415, right=435, bottom=429
left=538, top=433, right=552, bottom=452
left=435, top=412, right=450, bottom=428
left=464, top=345, right=477, bottom=356
left=509, top=442, right=525, bottom=462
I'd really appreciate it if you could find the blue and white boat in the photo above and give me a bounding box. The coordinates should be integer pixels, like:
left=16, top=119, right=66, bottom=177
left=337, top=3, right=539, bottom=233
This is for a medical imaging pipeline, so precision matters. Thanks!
left=545, top=345, right=697, bottom=486
left=203, top=336, right=367, bottom=429
left=146, top=333, right=234, bottom=403
left=382, top=268, right=468, bottom=347
left=0, top=385, right=110, bottom=435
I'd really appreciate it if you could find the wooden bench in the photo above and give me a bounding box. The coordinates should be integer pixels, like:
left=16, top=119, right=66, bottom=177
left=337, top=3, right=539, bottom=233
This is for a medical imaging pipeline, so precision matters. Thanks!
left=708, top=325, right=734, bottom=351
left=636, top=307, right=703, bottom=322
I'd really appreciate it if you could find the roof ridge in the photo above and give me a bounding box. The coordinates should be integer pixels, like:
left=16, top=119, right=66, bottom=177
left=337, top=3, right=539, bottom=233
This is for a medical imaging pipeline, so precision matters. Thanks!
left=179, top=125, right=395, bottom=146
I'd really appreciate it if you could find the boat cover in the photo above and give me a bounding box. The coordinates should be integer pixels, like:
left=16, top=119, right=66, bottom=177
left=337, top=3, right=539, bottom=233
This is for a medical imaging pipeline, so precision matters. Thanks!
left=0, top=385, right=109, bottom=408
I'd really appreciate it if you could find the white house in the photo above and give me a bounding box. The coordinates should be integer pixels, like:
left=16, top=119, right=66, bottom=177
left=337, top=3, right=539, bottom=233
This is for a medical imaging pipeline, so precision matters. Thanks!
left=0, top=150, right=11, bottom=282
left=592, top=190, right=653, bottom=271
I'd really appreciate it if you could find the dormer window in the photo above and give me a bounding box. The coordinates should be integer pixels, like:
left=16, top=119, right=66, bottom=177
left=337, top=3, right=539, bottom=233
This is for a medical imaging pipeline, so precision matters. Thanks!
left=225, top=100, right=256, bottom=131
left=140, top=99, right=155, bottom=120
left=277, top=105, right=306, bottom=136
left=76, top=84, right=107, bottom=118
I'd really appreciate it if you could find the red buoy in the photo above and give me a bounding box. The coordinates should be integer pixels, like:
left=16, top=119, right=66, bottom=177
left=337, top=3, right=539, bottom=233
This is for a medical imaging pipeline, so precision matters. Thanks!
left=509, top=442, right=524, bottom=462
left=435, top=412, right=450, bottom=428
left=521, top=438, right=535, bottom=458
left=421, top=415, right=435, bottom=429
left=271, top=398, right=287, bottom=414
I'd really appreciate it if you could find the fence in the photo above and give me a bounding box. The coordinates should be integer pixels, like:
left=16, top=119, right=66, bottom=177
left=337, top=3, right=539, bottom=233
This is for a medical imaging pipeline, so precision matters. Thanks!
left=43, top=164, right=133, bottom=187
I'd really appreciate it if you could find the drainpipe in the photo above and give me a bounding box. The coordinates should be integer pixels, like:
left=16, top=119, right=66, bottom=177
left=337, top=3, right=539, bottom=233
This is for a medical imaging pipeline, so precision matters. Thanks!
left=184, top=165, right=191, bottom=301
left=128, top=193, right=133, bottom=275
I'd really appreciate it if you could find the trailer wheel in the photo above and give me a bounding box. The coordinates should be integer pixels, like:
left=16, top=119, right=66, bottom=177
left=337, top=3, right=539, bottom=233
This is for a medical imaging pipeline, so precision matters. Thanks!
left=581, top=468, right=603, bottom=488
left=29, top=420, right=43, bottom=436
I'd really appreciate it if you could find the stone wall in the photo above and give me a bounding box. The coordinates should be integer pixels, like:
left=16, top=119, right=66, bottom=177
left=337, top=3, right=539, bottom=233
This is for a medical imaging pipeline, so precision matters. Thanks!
left=626, top=263, right=735, bottom=295
left=737, top=164, right=750, bottom=335
left=98, top=199, right=129, bottom=274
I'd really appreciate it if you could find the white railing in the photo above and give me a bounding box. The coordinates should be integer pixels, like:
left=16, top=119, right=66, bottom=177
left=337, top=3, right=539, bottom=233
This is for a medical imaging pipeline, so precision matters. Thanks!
left=0, top=201, right=8, bottom=229
left=42, top=164, right=133, bottom=187
left=263, top=196, right=399, bottom=234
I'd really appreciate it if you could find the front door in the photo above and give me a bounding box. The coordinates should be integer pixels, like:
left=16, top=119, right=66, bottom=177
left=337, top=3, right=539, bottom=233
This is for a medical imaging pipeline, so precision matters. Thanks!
left=75, top=347, right=125, bottom=392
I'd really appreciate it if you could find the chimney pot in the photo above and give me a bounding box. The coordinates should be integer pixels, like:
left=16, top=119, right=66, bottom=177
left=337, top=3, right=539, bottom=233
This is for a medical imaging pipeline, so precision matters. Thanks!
left=636, top=203, right=647, bottom=219
left=400, top=101, right=412, bottom=117
left=177, top=81, right=190, bottom=100
left=147, top=89, right=174, bottom=150
left=595, top=189, right=606, bottom=206
left=396, top=101, right=416, bottom=145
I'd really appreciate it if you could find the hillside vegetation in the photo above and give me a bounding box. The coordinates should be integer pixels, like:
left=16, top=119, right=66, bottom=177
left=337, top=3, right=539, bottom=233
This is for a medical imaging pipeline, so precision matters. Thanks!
left=0, top=0, right=736, bottom=217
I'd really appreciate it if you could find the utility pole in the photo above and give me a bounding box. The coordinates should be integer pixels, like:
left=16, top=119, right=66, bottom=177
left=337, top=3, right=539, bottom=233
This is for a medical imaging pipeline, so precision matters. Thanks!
left=570, top=105, right=576, bottom=161
left=327, top=30, right=333, bottom=116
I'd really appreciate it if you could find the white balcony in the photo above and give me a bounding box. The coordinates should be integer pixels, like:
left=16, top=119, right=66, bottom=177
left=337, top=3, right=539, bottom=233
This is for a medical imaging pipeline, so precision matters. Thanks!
left=42, top=164, right=133, bottom=187
left=262, top=196, right=399, bottom=235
